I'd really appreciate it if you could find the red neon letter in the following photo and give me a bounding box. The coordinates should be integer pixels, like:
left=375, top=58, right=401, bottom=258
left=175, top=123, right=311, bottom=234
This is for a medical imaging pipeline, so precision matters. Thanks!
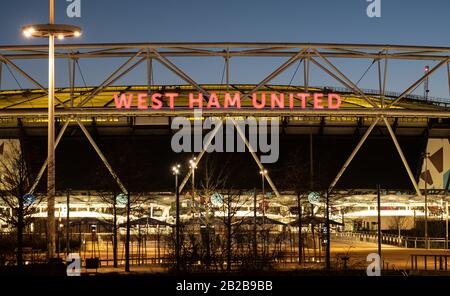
left=151, top=93, right=163, bottom=110
left=224, top=92, right=241, bottom=108
left=313, top=93, right=324, bottom=109
left=114, top=93, right=133, bottom=109
left=165, top=93, right=179, bottom=110
left=296, top=93, right=309, bottom=109
left=288, top=93, right=295, bottom=109
left=137, top=93, right=148, bottom=110
left=270, top=93, right=285, bottom=109
left=252, top=92, right=266, bottom=109
left=189, top=93, right=203, bottom=109
left=207, top=92, right=221, bottom=109
left=328, top=93, right=341, bottom=109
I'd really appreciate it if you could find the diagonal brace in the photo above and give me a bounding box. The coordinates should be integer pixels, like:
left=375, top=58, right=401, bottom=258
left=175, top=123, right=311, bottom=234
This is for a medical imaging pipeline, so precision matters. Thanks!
left=240, top=49, right=307, bottom=101
left=312, top=49, right=378, bottom=108
left=0, top=55, right=67, bottom=107
left=76, top=119, right=128, bottom=194
left=231, top=118, right=281, bottom=198
left=28, top=119, right=70, bottom=194
left=382, top=116, right=422, bottom=197
left=328, top=117, right=380, bottom=193
left=77, top=51, right=145, bottom=107
left=151, top=48, right=210, bottom=100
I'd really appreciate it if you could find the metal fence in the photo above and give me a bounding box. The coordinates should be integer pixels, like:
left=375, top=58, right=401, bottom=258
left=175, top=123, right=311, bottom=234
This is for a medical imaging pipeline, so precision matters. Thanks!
left=333, top=231, right=449, bottom=249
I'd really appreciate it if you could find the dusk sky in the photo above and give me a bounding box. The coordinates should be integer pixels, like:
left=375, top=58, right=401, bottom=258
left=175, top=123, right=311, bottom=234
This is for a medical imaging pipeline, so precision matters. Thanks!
left=0, top=0, right=449, bottom=98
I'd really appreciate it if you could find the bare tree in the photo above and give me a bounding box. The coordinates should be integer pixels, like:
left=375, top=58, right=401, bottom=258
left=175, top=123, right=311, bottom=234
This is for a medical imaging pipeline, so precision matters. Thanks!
left=0, top=140, right=41, bottom=266
left=197, top=155, right=251, bottom=271
left=277, top=149, right=309, bottom=264
left=95, top=168, right=121, bottom=268
left=389, top=216, right=409, bottom=246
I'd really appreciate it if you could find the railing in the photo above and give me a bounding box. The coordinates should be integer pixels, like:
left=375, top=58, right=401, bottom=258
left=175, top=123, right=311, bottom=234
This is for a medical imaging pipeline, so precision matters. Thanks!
left=333, top=231, right=450, bottom=249
left=319, top=85, right=450, bottom=108
left=410, top=254, right=450, bottom=272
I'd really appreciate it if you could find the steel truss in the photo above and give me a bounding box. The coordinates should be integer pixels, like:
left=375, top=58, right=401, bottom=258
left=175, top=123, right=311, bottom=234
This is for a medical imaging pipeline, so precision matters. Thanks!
left=0, top=42, right=449, bottom=197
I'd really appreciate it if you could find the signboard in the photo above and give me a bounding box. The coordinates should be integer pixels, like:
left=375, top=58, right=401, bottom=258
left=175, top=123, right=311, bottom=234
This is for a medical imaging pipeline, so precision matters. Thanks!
left=23, top=193, right=36, bottom=206
left=210, top=193, right=223, bottom=207
left=308, top=192, right=321, bottom=204
left=113, top=92, right=342, bottom=111
left=116, top=193, right=128, bottom=205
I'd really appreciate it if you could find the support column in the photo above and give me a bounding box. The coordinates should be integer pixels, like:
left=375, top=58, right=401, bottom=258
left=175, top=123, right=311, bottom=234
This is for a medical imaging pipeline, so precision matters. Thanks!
left=225, top=48, right=230, bottom=92
left=147, top=51, right=152, bottom=97
left=46, top=10, right=56, bottom=259
left=304, top=55, right=309, bottom=93
left=446, top=201, right=449, bottom=250
left=382, top=54, right=388, bottom=108
left=68, top=58, right=76, bottom=107
left=447, top=62, right=450, bottom=98
left=0, top=61, right=3, bottom=90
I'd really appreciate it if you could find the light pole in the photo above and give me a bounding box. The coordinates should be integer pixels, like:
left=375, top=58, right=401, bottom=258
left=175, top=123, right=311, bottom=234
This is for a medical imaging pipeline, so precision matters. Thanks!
left=22, top=0, right=81, bottom=260
left=66, top=188, right=70, bottom=254
left=259, top=169, right=267, bottom=254
left=189, top=157, right=197, bottom=218
left=259, top=169, right=267, bottom=221
left=325, top=191, right=331, bottom=271
left=172, top=164, right=181, bottom=271
left=377, top=185, right=382, bottom=266
left=423, top=152, right=430, bottom=249
left=446, top=201, right=449, bottom=250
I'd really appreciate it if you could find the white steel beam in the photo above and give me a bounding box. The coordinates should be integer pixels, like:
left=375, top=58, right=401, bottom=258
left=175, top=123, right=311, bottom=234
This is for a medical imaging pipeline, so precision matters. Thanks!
left=312, top=49, right=378, bottom=108
left=28, top=119, right=70, bottom=194
left=77, top=51, right=145, bottom=107
left=231, top=118, right=281, bottom=198
left=240, top=49, right=307, bottom=101
left=388, top=58, right=449, bottom=108
left=76, top=119, right=128, bottom=194
left=382, top=116, right=422, bottom=197
left=328, top=117, right=380, bottom=192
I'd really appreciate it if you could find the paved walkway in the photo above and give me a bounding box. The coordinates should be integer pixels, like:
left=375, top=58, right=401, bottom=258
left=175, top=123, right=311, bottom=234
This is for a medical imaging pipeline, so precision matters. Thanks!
left=330, top=238, right=450, bottom=270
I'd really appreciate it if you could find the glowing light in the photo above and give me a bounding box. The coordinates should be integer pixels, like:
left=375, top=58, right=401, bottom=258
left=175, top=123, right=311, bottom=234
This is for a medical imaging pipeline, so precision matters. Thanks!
left=74, top=31, right=81, bottom=37
left=58, top=34, right=64, bottom=40
left=23, top=27, right=35, bottom=38
left=189, top=158, right=197, bottom=169
left=172, top=164, right=181, bottom=175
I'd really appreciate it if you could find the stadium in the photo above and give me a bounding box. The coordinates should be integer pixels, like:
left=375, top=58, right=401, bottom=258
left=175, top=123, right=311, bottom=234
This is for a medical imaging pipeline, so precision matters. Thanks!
left=0, top=42, right=449, bottom=271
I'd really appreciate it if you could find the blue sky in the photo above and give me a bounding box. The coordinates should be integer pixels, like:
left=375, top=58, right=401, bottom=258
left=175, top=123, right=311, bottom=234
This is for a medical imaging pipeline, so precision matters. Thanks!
left=0, top=0, right=449, bottom=99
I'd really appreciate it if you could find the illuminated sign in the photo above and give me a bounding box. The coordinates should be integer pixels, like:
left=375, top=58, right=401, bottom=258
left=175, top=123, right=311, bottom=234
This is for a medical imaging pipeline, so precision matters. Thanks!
left=308, top=192, right=321, bottom=204
left=116, top=193, right=128, bottom=205
left=113, top=92, right=342, bottom=110
left=23, top=193, right=36, bottom=206
left=211, top=193, right=223, bottom=207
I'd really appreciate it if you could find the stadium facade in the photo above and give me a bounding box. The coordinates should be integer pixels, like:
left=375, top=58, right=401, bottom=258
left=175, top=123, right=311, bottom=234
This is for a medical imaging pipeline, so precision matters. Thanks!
left=0, top=42, right=449, bottom=236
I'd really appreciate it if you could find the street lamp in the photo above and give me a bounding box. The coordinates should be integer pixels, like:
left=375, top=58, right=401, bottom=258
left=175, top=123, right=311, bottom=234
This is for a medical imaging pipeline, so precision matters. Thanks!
left=21, top=0, right=82, bottom=260
left=171, top=164, right=181, bottom=271
left=189, top=157, right=197, bottom=218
